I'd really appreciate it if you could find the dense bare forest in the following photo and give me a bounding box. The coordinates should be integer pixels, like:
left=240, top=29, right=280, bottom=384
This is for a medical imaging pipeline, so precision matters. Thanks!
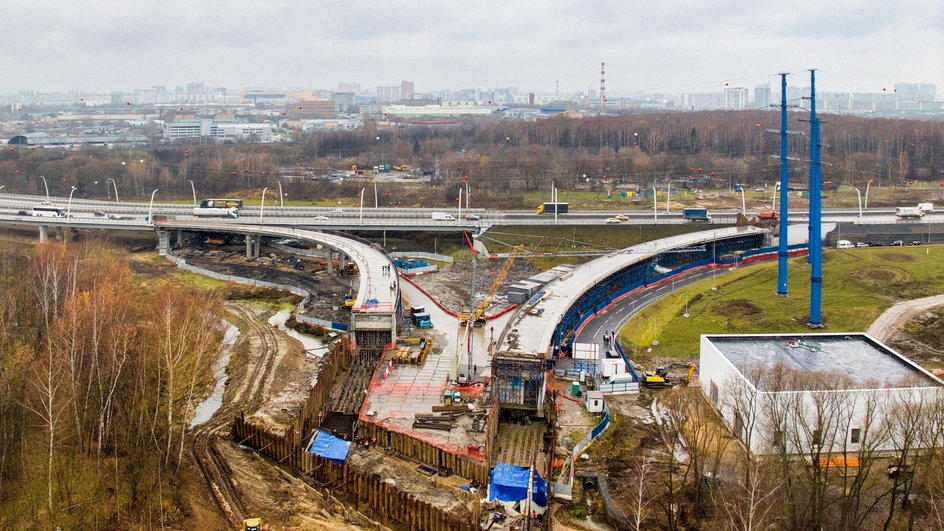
left=1, top=112, right=942, bottom=207
left=0, top=240, right=221, bottom=528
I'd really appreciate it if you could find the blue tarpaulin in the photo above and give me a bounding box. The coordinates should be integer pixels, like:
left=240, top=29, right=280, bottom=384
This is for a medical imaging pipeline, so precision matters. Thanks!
left=488, top=463, right=547, bottom=507
left=308, top=430, right=351, bottom=463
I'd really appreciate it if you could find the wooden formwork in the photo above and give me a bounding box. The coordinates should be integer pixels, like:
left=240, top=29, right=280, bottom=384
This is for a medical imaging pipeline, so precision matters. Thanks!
left=357, top=421, right=490, bottom=487
left=231, top=335, right=483, bottom=530
left=232, top=419, right=481, bottom=531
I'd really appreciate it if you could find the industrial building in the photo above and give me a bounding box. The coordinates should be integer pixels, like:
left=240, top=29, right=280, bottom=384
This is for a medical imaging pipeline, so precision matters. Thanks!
left=162, top=118, right=272, bottom=142
left=699, top=333, right=944, bottom=455
left=381, top=103, right=496, bottom=118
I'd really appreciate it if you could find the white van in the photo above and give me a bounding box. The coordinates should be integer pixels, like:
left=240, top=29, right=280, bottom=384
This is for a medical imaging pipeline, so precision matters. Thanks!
left=836, top=240, right=854, bottom=249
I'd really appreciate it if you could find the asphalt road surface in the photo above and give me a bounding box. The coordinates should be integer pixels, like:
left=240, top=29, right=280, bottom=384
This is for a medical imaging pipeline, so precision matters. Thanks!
left=575, top=265, right=735, bottom=346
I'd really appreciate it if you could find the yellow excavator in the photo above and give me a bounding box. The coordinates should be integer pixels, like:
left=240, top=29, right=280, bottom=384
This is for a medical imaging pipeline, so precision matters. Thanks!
left=642, top=362, right=696, bottom=389
left=343, top=281, right=355, bottom=308
left=243, top=518, right=262, bottom=531
left=457, top=244, right=525, bottom=327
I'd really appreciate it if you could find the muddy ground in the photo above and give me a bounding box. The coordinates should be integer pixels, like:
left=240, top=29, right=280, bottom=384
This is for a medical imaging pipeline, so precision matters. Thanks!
left=177, top=244, right=353, bottom=325
left=888, top=306, right=944, bottom=374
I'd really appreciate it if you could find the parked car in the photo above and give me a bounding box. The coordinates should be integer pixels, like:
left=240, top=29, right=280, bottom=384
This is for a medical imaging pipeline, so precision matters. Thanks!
left=856, top=242, right=869, bottom=247
left=910, top=240, right=923, bottom=246
left=891, top=240, right=904, bottom=246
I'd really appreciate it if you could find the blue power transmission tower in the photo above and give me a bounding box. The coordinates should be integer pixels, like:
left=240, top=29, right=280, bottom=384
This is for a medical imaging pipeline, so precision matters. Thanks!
left=777, top=72, right=790, bottom=296
left=808, top=69, right=824, bottom=327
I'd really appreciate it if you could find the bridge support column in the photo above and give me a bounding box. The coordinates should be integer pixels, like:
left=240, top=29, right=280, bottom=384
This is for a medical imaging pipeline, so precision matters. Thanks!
left=38, top=225, right=48, bottom=243
left=157, top=230, right=171, bottom=256
left=175, top=229, right=183, bottom=249
left=326, top=250, right=334, bottom=274
left=54, top=227, right=64, bottom=241
left=245, top=235, right=254, bottom=260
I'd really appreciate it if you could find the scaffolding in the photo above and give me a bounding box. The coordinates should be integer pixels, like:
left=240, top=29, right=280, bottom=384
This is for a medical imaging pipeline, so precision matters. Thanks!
left=493, top=354, right=547, bottom=415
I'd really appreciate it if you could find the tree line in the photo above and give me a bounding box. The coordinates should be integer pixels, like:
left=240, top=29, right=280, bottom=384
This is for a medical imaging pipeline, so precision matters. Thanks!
left=1, top=111, right=941, bottom=208
left=0, top=240, right=221, bottom=528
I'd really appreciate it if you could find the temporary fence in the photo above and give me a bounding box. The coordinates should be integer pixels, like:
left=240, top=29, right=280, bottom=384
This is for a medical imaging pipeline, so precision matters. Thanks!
left=390, top=251, right=454, bottom=263
left=553, top=401, right=611, bottom=501
left=232, top=420, right=481, bottom=531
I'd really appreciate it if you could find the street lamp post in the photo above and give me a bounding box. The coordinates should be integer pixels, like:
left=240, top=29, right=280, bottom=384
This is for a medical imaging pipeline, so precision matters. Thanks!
left=187, top=180, right=197, bottom=207
left=737, top=186, right=746, bottom=215
left=852, top=186, right=863, bottom=222
left=148, top=189, right=158, bottom=225
left=260, top=187, right=268, bottom=219
left=0, top=185, right=5, bottom=193
left=277, top=181, right=284, bottom=208
left=374, top=183, right=379, bottom=208
left=39, top=176, right=49, bottom=200
left=864, top=180, right=873, bottom=209
left=66, top=186, right=77, bottom=219
left=652, top=187, right=658, bottom=222
left=108, top=179, right=119, bottom=204
left=666, top=180, right=671, bottom=212
left=359, top=187, right=366, bottom=224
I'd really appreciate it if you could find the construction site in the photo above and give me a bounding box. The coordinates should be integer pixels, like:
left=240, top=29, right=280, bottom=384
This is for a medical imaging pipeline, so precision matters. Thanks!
left=143, top=219, right=781, bottom=529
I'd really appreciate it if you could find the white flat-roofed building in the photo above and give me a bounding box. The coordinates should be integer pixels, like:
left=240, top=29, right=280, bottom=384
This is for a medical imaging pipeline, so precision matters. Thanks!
left=700, top=333, right=944, bottom=455
left=381, top=103, right=496, bottom=118
left=163, top=119, right=271, bottom=142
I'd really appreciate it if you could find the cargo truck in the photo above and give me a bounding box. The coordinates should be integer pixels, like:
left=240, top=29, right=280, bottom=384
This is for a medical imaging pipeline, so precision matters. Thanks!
left=682, top=207, right=711, bottom=221
left=918, top=202, right=934, bottom=213
left=536, top=202, right=569, bottom=215
left=431, top=212, right=456, bottom=221
left=896, top=207, right=925, bottom=219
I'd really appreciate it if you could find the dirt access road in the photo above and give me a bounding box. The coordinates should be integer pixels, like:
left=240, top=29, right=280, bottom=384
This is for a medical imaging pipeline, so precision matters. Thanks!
left=867, top=294, right=944, bottom=342
left=188, top=302, right=357, bottom=530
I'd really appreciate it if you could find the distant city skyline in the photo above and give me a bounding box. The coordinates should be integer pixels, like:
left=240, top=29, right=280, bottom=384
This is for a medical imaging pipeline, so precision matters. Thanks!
left=1, top=1, right=941, bottom=95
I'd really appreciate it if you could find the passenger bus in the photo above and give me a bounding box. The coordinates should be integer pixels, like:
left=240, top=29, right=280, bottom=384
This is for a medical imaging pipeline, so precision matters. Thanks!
left=32, top=206, right=67, bottom=218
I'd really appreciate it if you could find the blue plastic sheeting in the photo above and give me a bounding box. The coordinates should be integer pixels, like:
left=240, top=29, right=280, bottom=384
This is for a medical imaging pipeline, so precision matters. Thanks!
left=309, top=430, right=351, bottom=463
left=488, top=463, right=548, bottom=507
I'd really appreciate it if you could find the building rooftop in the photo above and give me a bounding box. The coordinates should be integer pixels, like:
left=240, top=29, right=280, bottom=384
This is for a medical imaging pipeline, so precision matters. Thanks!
left=706, top=333, right=942, bottom=391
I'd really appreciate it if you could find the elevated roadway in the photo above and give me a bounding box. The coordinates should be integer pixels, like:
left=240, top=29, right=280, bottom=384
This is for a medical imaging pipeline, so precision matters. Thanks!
left=156, top=220, right=399, bottom=348
left=500, top=226, right=770, bottom=359
left=0, top=192, right=934, bottom=231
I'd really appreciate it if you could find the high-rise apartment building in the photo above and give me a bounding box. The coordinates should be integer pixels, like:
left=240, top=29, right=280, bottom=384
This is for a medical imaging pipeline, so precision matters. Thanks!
left=754, top=84, right=771, bottom=110
left=338, top=81, right=361, bottom=94
left=400, top=80, right=414, bottom=100
left=377, top=85, right=401, bottom=103
left=724, top=87, right=749, bottom=109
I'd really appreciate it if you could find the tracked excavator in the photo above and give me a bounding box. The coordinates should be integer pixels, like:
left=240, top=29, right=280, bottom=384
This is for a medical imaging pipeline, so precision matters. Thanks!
left=642, top=362, right=696, bottom=389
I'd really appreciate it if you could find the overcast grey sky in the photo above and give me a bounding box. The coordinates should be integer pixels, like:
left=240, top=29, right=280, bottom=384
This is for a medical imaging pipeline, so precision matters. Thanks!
left=2, top=0, right=942, bottom=95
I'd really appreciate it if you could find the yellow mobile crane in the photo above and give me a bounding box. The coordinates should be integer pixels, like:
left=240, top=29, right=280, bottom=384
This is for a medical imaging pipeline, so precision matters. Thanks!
left=457, top=244, right=525, bottom=327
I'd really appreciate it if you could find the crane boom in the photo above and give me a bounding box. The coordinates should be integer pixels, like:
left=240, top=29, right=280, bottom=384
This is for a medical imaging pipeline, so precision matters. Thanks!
left=458, top=244, right=525, bottom=326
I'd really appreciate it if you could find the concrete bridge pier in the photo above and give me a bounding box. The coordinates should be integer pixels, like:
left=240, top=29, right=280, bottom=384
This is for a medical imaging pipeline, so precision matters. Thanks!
left=38, top=225, right=48, bottom=243
left=245, top=234, right=261, bottom=259
left=326, top=250, right=334, bottom=274
left=175, top=229, right=183, bottom=248
left=157, top=230, right=171, bottom=256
